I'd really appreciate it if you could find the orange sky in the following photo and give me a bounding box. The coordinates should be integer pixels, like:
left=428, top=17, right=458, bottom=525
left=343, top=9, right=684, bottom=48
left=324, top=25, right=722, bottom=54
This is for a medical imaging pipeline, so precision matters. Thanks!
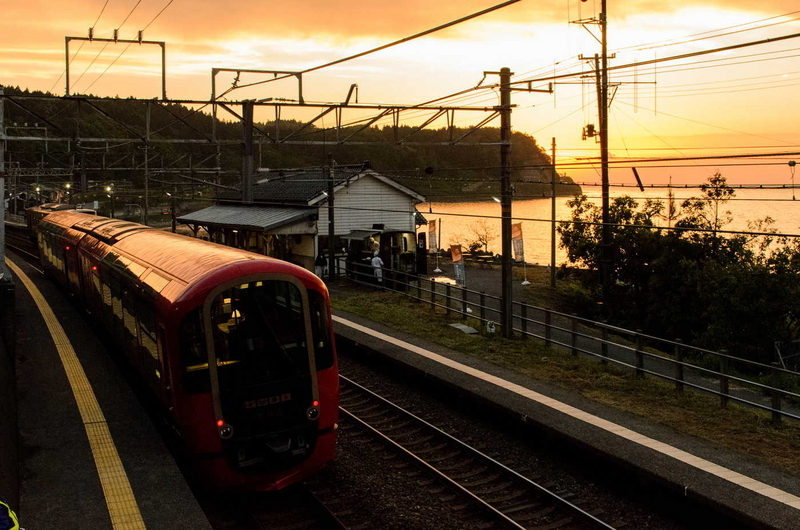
left=3, top=0, right=800, bottom=186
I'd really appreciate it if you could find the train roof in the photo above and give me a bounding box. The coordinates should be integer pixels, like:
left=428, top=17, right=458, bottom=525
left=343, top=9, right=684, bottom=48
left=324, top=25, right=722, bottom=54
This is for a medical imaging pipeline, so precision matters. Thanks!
left=40, top=211, right=318, bottom=292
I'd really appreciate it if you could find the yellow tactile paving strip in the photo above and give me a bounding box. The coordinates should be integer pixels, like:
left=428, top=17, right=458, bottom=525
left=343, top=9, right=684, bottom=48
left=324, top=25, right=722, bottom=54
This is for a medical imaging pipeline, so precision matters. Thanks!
left=334, top=315, right=800, bottom=511
left=8, top=259, right=147, bottom=529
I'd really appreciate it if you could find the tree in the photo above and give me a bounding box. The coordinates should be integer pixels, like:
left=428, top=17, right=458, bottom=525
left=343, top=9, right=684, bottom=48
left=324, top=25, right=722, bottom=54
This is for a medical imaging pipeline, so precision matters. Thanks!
left=558, top=173, right=800, bottom=364
left=468, top=219, right=498, bottom=254
left=675, top=172, right=734, bottom=235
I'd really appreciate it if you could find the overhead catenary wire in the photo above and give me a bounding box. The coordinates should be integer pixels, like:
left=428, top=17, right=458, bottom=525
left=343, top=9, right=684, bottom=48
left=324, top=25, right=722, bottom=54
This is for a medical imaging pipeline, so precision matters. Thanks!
left=215, top=201, right=800, bottom=240
left=614, top=10, right=800, bottom=53
left=216, top=0, right=522, bottom=100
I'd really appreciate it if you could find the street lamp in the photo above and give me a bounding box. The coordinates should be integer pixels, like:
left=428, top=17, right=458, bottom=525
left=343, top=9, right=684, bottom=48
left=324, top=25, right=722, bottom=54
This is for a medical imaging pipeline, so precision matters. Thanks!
left=165, top=192, right=176, bottom=233
left=65, top=182, right=72, bottom=204
left=106, top=186, right=115, bottom=218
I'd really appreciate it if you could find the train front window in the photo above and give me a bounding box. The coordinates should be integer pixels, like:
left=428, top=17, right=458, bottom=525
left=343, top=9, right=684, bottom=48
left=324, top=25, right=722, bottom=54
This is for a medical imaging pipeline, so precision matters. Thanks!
left=180, top=280, right=312, bottom=394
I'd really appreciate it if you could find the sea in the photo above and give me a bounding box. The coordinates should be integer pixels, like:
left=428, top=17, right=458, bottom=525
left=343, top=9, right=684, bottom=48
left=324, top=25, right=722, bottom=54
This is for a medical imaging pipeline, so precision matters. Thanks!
left=420, top=188, right=800, bottom=267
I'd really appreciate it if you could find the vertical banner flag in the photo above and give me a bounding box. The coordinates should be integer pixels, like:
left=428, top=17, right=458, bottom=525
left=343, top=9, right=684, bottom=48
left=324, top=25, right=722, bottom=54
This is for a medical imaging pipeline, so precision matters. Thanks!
left=512, top=222, right=524, bottom=262
left=451, top=244, right=466, bottom=287
left=429, top=220, right=438, bottom=251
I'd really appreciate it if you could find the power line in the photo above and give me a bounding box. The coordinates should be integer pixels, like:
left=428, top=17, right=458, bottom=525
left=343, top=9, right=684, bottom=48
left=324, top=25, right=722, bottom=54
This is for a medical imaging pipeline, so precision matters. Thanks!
left=516, top=30, right=800, bottom=86
left=92, top=0, right=111, bottom=28
left=142, top=0, right=174, bottom=31
left=117, top=0, right=143, bottom=29
left=615, top=10, right=800, bottom=53
left=217, top=0, right=521, bottom=99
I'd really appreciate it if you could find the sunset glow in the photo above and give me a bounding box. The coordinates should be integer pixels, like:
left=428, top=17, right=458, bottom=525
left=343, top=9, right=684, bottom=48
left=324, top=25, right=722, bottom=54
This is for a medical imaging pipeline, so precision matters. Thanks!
left=3, top=1, right=800, bottom=185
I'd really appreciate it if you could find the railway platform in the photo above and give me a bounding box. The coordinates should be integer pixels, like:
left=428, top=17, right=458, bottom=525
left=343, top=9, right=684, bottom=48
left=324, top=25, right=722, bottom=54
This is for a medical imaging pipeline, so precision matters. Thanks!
left=332, top=308, right=800, bottom=530
left=7, top=255, right=211, bottom=530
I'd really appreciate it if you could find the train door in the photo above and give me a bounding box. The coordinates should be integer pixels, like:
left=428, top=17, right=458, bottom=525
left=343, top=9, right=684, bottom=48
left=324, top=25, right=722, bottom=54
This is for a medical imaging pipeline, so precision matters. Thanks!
left=200, top=275, right=321, bottom=472
left=156, top=324, right=173, bottom=410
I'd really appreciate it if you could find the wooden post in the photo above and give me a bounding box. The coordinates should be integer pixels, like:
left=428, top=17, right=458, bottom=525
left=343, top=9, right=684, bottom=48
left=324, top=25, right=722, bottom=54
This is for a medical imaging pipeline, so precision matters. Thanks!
left=675, top=339, right=684, bottom=392
left=520, top=304, right=528, bottom=339
left=480, top=292, right=486, bottom=322
left=719, top=354, right=729, bottom=408
left=545, top=309, right=552, bottom=347
left=601, top=326, right=609, bottom=365
left=445, top=284, right=451, bottom=316
left=430, top=278, right=436, bottom=309
left=635, top=330, right=644, bottom=377
left=461, top=287, right=467, bottom=319
left=571, top=315, right=578, bottom=356
left=771, top=369, right=783, bottom=425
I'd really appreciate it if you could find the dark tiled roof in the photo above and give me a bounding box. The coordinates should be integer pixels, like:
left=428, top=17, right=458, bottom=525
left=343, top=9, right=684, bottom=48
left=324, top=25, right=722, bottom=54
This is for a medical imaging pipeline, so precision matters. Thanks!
left=177, top=205, right=315, bottom=230
left=219, top=166, right=363, bottom=204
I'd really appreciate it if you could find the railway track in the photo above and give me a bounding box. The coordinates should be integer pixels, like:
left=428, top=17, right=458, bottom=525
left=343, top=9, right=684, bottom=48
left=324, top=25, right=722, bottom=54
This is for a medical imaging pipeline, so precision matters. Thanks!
left=338, top=374, right=619, bottom=530
left=5, top=222, right=39, bottom=262
left=200, top=484, right=353, bottom=530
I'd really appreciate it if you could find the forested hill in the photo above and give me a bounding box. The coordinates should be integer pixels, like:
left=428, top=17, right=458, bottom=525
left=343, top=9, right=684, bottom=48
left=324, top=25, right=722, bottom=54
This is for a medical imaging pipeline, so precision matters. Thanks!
left=2, top=86, right=580, bottom=201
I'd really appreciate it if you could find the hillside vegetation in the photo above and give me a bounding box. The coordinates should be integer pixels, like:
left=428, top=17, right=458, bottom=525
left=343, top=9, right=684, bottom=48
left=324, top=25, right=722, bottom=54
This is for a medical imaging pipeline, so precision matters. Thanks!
left=2, top=86, right=580, bottom=201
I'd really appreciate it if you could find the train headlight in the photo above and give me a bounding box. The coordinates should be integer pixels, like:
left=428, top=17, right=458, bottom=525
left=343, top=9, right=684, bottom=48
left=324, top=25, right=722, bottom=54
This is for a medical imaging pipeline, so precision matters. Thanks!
left=306, top=406, right=319, bottom=421
left=218, top=422, right=234, bottom=439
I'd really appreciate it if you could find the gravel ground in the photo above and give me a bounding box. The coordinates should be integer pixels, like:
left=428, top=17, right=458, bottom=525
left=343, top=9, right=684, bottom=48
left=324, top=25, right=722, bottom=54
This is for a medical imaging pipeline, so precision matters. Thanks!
left=330, top=351, right=704, bottom=530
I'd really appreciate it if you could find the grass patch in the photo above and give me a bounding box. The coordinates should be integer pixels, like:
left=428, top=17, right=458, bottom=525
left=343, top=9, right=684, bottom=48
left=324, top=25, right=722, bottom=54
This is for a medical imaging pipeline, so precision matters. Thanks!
left=331, top=283, right=800, bottom=476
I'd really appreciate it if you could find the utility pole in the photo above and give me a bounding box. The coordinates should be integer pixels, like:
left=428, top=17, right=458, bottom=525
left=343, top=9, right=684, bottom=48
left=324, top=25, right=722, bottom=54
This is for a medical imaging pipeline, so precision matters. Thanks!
left=144, top=101, right=150, bottom=225
left=550, top=137, right=557, bottom=288
left=326, top=153, right=336, bottom=282
left=577, top=0, right=612, bottom=312
left=499, top=67, right=513, bottom=338
left=599, top=0, right=611, bottom=312
left=486, top=67, right=552, bottom=338
left=242, top=100, right=254, bottom=203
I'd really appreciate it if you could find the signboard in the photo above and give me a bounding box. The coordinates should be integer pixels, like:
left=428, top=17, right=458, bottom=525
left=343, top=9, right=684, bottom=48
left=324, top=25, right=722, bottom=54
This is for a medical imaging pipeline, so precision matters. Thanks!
left=429, top=220, right=437, bottom=251
left=512, top=222, right=524, bottom=262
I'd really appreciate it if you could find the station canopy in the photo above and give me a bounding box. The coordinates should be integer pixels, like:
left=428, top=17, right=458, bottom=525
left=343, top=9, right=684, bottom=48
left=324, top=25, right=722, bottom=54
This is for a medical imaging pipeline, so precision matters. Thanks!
left=177, top=205, right=316, bottom=232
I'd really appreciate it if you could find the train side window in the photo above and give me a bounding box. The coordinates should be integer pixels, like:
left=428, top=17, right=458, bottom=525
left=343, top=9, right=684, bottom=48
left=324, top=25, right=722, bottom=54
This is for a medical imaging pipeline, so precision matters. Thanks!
left=309, top=290, right=334, bottom=371
left=111, top=278, right=123, bottom=321
left=138, top=299, right=161, bottom=380
left=180, top=309, right=210, bottom=394
left=122, top=289, right=140, bottom=367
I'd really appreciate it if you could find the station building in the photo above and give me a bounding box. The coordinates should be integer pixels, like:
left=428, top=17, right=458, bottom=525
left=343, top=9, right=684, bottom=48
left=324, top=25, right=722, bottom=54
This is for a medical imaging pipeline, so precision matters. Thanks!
left=177, top=164, right=426, bottom=273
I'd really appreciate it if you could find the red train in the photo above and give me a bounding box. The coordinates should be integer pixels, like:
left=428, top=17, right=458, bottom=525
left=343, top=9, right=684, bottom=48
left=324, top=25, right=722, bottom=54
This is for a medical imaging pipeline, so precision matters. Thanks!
left=34, top=210, right=339, bottom=490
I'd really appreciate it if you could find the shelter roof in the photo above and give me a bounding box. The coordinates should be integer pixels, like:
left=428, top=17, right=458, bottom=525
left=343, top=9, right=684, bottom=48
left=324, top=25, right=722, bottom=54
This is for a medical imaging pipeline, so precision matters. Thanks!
left=177, top=204, right=316, bottom=231
left=218, top=165, right=425, bottom=205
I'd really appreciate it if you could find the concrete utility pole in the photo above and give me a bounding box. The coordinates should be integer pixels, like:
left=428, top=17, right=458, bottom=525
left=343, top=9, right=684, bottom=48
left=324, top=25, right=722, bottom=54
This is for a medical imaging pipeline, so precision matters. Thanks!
left=326, top=153, right=336, bottom=283
left=499, top=67, right=513, bottom=338
left=550, top=137, right=557, bottom=288
left=489, top=68, right=552, bottom=338
left=577, top=0, right=612, bottom=311
left=599, top=0, right=611, bottom=310
left=144, top=101, right=150, bottom=225
left=242, top=100, right=254, bottom=203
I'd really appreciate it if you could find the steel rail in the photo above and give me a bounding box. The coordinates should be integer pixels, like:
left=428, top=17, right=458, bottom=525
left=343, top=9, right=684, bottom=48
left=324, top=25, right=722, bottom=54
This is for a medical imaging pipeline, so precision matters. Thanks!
left=339, top=375, right=616, bottom=529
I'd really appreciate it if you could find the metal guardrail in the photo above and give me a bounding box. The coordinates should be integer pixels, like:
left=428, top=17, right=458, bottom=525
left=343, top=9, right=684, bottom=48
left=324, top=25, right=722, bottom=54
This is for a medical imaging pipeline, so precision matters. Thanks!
left=338, top=258, right=800, bottom=425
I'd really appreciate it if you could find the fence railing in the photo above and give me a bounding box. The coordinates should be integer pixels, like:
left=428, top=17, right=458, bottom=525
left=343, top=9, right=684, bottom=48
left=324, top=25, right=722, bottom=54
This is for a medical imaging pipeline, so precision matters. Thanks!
left=337, top=258, right=800, bottom=425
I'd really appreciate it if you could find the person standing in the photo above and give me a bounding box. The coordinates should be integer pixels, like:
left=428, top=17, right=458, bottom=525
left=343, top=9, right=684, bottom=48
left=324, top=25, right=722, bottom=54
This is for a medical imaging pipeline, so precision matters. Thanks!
left=371, top=251, right=384, bottom=284
left=314, top=253, right=327, bottom=278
